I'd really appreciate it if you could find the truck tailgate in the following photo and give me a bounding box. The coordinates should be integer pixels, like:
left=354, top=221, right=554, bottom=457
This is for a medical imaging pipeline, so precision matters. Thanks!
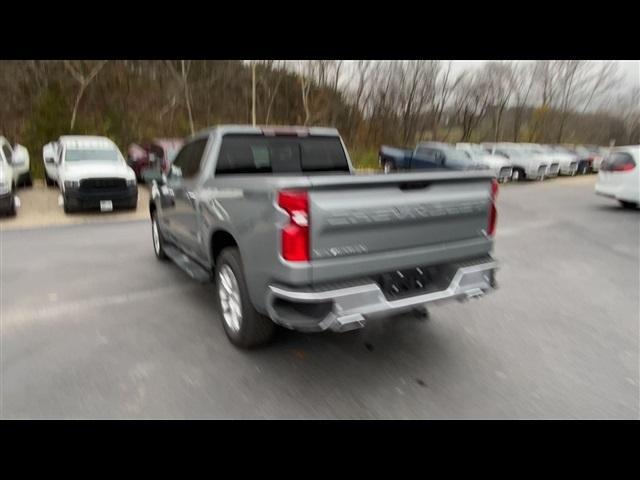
left=307, top=171, right=495, bottom=283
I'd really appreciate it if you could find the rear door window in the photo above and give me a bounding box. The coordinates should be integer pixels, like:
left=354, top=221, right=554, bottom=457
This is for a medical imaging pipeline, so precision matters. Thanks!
left=215, top=135, right=350, bottom=175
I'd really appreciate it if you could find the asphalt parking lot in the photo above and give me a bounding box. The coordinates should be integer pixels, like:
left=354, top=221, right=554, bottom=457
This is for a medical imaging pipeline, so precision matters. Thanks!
left=1, top=175, right=638, bottom=419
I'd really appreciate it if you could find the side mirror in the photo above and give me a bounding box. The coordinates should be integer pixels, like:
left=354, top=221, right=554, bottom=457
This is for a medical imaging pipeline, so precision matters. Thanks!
left=169, top=164, right=182, bottom=179
left=142, top=168, right=164, bottom=184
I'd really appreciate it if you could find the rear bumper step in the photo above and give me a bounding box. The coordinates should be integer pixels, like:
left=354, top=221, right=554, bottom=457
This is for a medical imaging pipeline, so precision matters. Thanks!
left=266, top=258, right=498, bottom=332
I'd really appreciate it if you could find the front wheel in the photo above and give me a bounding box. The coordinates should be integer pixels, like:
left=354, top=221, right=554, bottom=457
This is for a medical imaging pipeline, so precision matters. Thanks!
left=215, top=247, right=275, bottom=349
left=44, top=171, right=54, bottom=187
left=62, top=194, right=74, bottom=214
left=151, top=213, right=168, bottom=260
left=382, top=160, right=396, bottom=174
left=511, top=169, right=522, bottom=182
left=7, top=188, right=17, bottom=216
left=619, top=200, right=638, bottom=209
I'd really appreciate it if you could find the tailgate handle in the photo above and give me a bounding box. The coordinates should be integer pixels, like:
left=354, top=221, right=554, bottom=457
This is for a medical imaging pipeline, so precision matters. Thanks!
left=399, top=181, right=431, bottom=190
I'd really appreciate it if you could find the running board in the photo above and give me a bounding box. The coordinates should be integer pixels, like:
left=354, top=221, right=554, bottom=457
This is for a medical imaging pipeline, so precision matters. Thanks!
left=163, top=245, right=212, bottom=283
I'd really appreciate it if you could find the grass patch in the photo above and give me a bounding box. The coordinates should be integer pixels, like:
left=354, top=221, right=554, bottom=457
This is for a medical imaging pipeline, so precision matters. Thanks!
left=349, top=149, right=380, bottom=170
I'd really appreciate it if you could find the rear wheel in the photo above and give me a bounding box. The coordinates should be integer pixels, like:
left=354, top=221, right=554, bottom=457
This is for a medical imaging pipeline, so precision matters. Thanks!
left=215, top=247, right=275, bottom=349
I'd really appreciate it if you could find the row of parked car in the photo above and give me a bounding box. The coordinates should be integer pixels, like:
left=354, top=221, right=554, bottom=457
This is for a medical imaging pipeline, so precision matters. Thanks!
left=1, top=130, right=636, bottom=219
left=379, top=141, right=609, bottom=182
left=1, top=133, right=184, bottom=218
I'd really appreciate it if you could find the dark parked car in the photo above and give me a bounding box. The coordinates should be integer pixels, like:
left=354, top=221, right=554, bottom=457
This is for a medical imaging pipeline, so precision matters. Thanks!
left=379, top=142, right=489, bottom=173
left=127, top=138, right=183, bottom=181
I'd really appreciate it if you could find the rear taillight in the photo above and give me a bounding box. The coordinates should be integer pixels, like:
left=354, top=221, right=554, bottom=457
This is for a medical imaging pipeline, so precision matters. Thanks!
left=612, top=162, right=636, bottom=172
left=278, top=190, right=309, bottom=262
left=487, top=178, right=498, bottom=237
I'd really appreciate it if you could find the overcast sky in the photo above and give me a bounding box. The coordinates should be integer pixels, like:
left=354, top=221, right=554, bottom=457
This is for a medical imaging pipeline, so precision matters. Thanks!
left=333, top=60, right=638, bottom=90
left=445, top=60, right=639, bottom=90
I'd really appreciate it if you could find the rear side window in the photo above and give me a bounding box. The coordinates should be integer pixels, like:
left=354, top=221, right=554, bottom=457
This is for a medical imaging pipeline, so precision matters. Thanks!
left=173, top=137, right=208, bottom=179
left=215, top=135, right=350, bottom=175
left=601, top=152, right=636, bottom=171
left=2, top=144, right=12, bottom=163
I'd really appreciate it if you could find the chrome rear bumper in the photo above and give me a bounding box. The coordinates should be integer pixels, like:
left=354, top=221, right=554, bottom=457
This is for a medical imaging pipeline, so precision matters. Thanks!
left=266, top=259, right=498, bottom=332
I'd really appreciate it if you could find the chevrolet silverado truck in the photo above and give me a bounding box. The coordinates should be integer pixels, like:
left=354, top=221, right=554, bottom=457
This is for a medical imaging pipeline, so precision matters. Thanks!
left=149, top=125, right=499, bottom=348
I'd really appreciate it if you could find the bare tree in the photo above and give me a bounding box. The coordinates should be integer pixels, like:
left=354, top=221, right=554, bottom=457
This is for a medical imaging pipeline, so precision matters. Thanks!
left=64, top=60, right=108, bottom=130
left=511, top=61, right=537, bottom=141
left=299, top=66, right=311, bottom=126
left=481, top=61, right=515, bottom=141
left=430, top=62, right=464, bottom=141
left=166, top=60, right=195, bottom=135
left=454, top=73, right=491, bottom=141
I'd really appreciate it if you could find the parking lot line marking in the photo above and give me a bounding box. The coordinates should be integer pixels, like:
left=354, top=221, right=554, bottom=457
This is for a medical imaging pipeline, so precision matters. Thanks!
left=1, top=284, right=200, bottom=328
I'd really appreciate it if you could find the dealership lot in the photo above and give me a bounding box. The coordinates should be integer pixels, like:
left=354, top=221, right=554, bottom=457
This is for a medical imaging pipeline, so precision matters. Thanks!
left=0, top=175, right=638, bottom=419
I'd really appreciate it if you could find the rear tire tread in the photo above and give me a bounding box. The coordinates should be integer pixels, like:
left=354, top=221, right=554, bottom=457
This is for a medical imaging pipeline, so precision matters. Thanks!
left=215, top=247, right=275, bottom=349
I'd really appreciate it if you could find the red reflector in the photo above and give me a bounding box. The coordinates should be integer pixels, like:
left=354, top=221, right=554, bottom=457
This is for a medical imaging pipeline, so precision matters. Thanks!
left=614, top=162, right=636, bottom=172
left=278, top=191, right=309, bottom=262
left=488, top=179, right=498, bottom=237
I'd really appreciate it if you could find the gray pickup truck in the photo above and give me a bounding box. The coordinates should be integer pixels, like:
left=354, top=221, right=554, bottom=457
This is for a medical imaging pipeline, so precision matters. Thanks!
left=148, top=125, right=499, bottom=348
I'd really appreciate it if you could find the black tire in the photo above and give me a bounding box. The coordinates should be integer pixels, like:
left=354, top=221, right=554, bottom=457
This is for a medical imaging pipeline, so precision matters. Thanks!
left=7, top=187, right=17, bottom=216
left=619, top=201, right=638, bottom=209
left=215, top=247, right=275, bottom=349
left=62, top=194, right=74, bottom=214
left=44, top=171, right=54, bottom=187
left=151, top=212, right=168, bottom=260
left=382, top=159, right=396, bottom=174
left=511, top=168, right=524, bottom=182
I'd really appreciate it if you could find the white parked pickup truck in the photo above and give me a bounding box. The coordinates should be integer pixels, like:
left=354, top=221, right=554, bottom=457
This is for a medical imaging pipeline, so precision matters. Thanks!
left=486, top=143, right=550, bottom=181
left=0, top=136, right=32, bottom=188
left=455, top=143, right=513, bottom=183
left=52, top=135, right=138, bottom=213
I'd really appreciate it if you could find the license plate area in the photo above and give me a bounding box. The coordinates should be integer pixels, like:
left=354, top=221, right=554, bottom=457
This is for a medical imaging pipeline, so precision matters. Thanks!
left=375, top=265, right=453, bottom=300
left=100, top=200, right=113, bottom=212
